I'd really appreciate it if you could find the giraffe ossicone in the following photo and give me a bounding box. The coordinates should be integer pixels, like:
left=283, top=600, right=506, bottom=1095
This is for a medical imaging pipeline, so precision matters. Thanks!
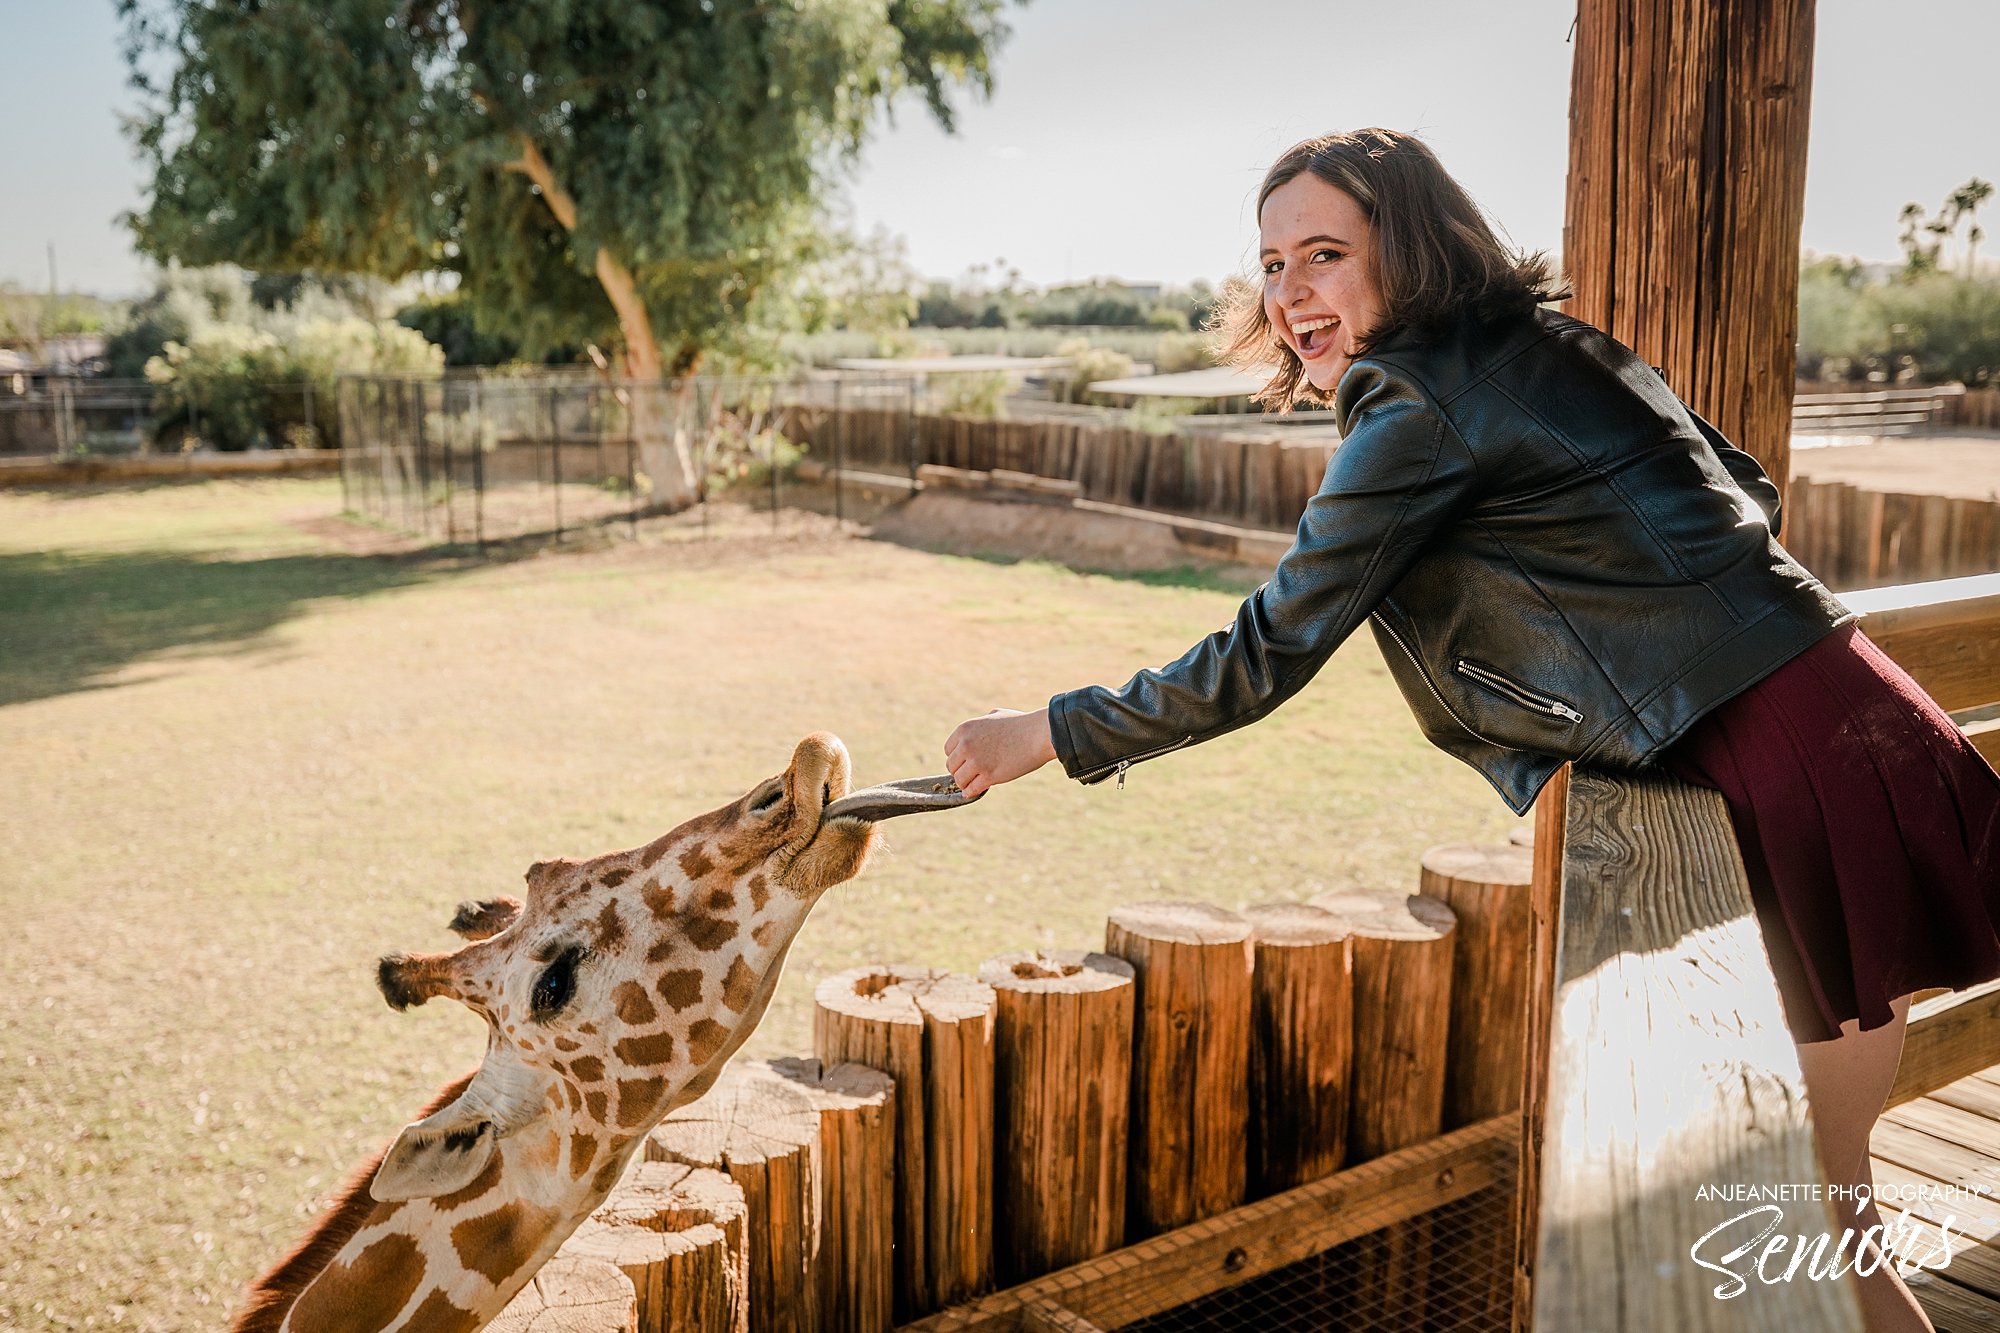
left=236, top=732, right=975, bottom=1333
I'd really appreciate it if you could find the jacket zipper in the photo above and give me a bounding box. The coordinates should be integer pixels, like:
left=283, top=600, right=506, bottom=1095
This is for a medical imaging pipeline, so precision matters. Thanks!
left=1373, top=615, right=1523, bottom=751
left=1454, top=658, right=1585, bottom=724
left=1078, top=734, right=1194, bottom=787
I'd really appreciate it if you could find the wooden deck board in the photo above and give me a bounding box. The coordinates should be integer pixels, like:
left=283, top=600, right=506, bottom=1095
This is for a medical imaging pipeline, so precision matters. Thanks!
left=1870, top=1064, right=2000, bottom=1328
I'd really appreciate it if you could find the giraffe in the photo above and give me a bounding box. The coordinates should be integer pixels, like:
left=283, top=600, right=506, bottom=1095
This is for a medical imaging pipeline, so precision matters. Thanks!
left=232, top=733, right=973, bottom=1333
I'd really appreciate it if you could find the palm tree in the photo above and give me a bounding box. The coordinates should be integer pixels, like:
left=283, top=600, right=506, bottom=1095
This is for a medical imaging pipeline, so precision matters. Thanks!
left=1949, top=178, right=1995, bottom=276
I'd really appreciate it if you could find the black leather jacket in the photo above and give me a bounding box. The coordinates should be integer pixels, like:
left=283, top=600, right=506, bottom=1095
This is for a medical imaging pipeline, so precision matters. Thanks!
left=1046, top=305, right=1854, bottom=815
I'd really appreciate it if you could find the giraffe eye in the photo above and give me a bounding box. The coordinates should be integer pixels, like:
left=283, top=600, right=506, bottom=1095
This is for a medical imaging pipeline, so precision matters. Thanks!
left=750, top=781, right=783, bottom=814
left=531, top=946, right=585, bottom=1019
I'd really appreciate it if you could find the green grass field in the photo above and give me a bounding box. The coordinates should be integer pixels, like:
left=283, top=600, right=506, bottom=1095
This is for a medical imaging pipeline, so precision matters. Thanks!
left=0, top=478, right=1518, bottom=1329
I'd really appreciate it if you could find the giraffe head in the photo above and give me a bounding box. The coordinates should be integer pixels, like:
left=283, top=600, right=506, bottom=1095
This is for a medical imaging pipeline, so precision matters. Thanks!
left=367, top=731, right=931, bottom=1205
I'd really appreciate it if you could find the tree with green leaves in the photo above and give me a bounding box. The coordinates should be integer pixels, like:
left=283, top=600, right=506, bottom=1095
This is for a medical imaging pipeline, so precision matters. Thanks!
left=118, top=0, right=1012, bottom=505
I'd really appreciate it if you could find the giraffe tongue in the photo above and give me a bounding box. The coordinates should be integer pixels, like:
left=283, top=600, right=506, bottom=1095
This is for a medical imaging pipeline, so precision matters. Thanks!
left=823, top=774, right=983, bottom=823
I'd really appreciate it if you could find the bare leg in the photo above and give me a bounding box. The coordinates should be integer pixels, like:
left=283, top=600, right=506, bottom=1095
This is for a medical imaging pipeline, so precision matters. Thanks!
left=1794, top=992, right=1936, bottom=1333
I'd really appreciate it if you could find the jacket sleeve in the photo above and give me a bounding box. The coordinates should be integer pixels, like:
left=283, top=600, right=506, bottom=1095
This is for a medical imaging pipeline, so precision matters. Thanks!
left=1046, top=362, right=1481, bottom=785
left=1682, top=403, right=1784, bottom=539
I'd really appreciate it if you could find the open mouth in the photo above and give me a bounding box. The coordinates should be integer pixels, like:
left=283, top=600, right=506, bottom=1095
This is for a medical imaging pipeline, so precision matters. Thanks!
left=1292, top=316, right=1339, bottom=357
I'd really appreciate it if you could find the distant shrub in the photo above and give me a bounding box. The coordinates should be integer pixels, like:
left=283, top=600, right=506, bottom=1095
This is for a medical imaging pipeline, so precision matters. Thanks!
left=144, top=317, right=442, bottom=450
left=1053, top=338, right=1136, bottom=403
left=934, top=370, right=1010, bottom=418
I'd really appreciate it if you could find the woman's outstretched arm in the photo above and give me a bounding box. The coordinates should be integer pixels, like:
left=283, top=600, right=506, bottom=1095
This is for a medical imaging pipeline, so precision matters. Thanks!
left=944, top=707, right=1056, bottom=798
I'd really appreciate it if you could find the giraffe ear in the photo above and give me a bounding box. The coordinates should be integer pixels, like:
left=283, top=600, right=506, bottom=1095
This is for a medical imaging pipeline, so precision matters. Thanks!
left=370, top=1106, right=497, bottom=1202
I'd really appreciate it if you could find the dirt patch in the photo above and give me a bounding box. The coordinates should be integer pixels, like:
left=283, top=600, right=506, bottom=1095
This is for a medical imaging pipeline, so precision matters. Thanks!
left=1791, top=433, right=2000, bottom=500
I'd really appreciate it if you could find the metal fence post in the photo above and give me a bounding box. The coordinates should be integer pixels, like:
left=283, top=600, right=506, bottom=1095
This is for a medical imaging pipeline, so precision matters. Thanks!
left=625, top=381, right=639, bottom=539
left=412, top=380, right=431, bottom=539
left=440, top=380, right=457, bottom=546
left=907, top=375, right=920, bottom=490
left=550, top=383, right=563, bottom=542
left=473, top=378, right=486, bottom=554
left=832, top=374, right=845, bottom=525
left=337, top=378, right=352, bottom=513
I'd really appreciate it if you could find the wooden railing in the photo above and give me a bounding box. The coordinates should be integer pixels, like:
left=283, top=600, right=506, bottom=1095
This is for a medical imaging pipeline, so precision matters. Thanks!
left=1790, top=384, right=1964, bottom=436
left=1521, top=574, right=2000, bottom=1329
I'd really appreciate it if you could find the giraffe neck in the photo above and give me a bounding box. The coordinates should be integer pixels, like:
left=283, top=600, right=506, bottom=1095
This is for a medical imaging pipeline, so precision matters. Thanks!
left=257, top=1113, right=641, bottom=1333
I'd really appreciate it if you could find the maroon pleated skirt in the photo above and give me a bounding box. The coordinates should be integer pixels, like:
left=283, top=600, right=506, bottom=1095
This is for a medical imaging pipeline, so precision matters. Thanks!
left=1657, top=621, right=2000, bottom=1045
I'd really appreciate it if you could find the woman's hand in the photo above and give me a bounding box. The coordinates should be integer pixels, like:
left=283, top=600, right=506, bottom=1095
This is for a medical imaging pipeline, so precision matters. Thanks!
left=944, top=707, right=1057, bottom=798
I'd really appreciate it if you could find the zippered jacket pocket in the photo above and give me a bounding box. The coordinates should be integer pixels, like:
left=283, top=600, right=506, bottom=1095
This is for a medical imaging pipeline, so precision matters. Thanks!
left=1453, top=658, right=1585, bottom=724
left=1076, top=734, right=1194, bottom=786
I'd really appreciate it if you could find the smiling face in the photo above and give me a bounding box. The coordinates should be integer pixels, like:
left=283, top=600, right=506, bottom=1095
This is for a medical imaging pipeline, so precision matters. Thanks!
left=1259, top=171, right=1386, bottom=395
left=368, top=732, right=880, bottom=1203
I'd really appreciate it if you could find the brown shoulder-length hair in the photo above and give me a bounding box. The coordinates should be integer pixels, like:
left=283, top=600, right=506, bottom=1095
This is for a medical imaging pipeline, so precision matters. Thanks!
left=1214, top=128, right=1571, bottom=409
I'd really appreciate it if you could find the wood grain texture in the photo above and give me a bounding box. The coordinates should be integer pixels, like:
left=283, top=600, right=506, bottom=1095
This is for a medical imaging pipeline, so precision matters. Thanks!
left=565, top=1161, right=749, bottom=1333
left=1103, top=902, right=1254, bottom=1237
left=1562, top=0, right=1817, bottom=504
left=975, top=949, right=1134, bottom=1286
left=896, top=1113, right=1517, bottom=1333
left=1513, top=763, right=1567, bottom=1333
left=1306, top=887, right=1457, bottom=1330
left=768, top=1058, right=897, bottom=1333
left=648, top=1064, right=822, bottom=1333
left=1421, top=843, right=1537, bottom=1130
left=1241, top=902, right=1353, bottom=1196
left=1888, top=979, right=2000, bottom=1109
left=1533, top=770, right=1865, bottom=1331
left=813, top=965, right=997, bottom=1319
left=488, top=1254, right=640, bottom=1333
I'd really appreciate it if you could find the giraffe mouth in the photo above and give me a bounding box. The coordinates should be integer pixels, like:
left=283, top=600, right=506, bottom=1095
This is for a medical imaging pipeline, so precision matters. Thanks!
left=822, top=774, right=983, bottom=825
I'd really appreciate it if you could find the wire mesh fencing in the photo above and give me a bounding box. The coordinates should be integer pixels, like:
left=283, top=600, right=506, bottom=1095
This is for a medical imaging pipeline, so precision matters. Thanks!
left=335, top=370, right=926, bottom=547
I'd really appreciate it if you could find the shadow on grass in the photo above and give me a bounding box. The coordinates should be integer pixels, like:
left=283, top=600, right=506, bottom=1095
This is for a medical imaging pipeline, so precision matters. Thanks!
left=0, top=546, right=456, bottom=708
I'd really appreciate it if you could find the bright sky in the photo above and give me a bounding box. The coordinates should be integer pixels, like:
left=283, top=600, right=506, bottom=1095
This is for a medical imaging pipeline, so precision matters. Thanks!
left=2, top=0, right=1995, bottom=298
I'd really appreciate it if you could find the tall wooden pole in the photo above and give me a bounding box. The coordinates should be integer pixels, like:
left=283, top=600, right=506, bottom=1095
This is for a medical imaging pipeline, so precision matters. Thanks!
left=1561, top=0, right=1817, bottom=507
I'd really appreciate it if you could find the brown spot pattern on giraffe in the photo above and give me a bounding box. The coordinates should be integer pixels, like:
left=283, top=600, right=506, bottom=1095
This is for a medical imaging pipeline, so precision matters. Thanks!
left=599, top=866, right=632, bottom=889
left=678, top=845, right=716, bottom=881
left=748, top=874, right=769, bottom=912
left=616, top=1077, right=668, bottom=1128
left=642, top=881, right=677, bottom=920
left=686, top=1018, right=728, bottom=1065
left=592, top=900, right=625, bottom=950
left=614, top=1030, right=676, bottom=1066
left=451, top=1199, right=559, bottom=1284
left=656, top=968, right=704, bottom=1012
left=585, top=1089, right=608, bottom=1122
left=751, top=920, right=779, bottom=948
left=432, top=1154, right=503, bottom=1210
left=612, top=982, right=657, bottom=1027
left=568, top=1056, right=605, bottom=1084
left=284, top=1232, right=424, bottom=1333
left=720, top=956, right=758, bottom=1013
left=569, top=1133, right=599, bottom=1180
left=399, top=1290, right=481, bottom=1333
left=683, top=913, right=738, bottom=952
left=704, top=885, right=736, bottom=913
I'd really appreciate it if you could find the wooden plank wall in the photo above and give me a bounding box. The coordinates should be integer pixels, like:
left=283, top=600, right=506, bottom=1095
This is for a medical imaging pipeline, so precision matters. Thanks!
left=1786, top=479, right=2000, bottom=590
left=779, top=405, right=1335, bottom=535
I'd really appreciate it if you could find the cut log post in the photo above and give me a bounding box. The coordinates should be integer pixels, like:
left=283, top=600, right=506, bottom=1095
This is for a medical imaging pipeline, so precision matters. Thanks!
left=647, top=1063, right=821, bottom=1333
left=1103, top=902, right=1254, bottom=1238
left=489, top=1254, right=639, bottom=1333
left=564, top=1161, right=749, bottom=1333
left=1419, top=843, right=1534, bottom=1333
left=767, top=1057, right=896, bottom=1333
left=977, top=949, right=1135, bottom=1285
left=1421, top=843, right=1536, bottom=1128
left=813, top=964, right=996, bottom=1319
left=1309, top=887, right=1458, bottom=1333
left=1242, top=902, right=1354, bottom=1196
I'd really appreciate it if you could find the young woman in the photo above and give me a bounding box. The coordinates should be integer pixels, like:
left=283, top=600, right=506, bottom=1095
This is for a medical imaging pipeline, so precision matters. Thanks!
left=944, top=128, right=1999, bottom=1332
